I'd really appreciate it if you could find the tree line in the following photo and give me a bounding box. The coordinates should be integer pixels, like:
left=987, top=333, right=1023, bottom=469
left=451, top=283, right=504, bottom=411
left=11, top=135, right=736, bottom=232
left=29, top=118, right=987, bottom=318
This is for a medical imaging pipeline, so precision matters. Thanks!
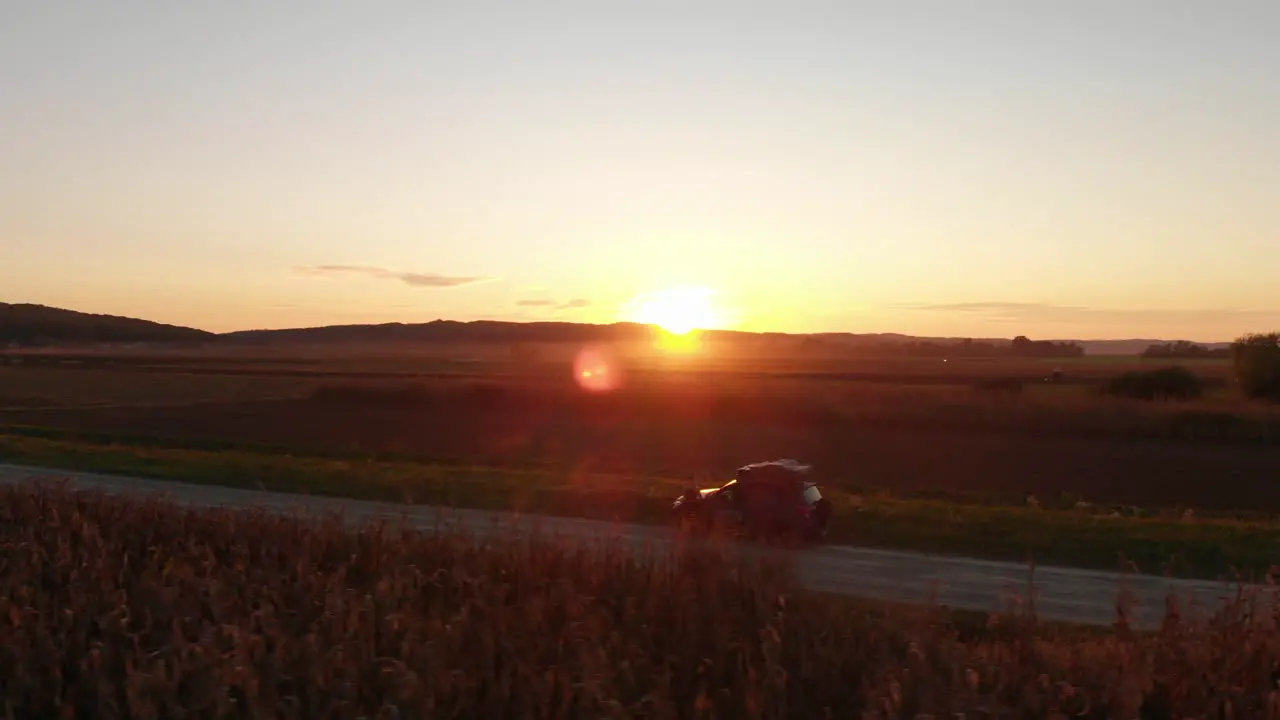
left=1140, top=340, right=1230, bottom=359
left=1233, top=332, right=1280, bottom=401
left=1106, top=333, right=1279, bottom=403
left=850, top=335, right=1085, bottom=359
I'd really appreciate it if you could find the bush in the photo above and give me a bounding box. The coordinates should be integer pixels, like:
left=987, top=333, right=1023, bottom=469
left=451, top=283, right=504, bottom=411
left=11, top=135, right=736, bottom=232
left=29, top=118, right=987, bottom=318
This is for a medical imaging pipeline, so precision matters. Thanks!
left=1101, top=366, right=1204, bottom=401
left=1233, top=332, right=1280, bottom=402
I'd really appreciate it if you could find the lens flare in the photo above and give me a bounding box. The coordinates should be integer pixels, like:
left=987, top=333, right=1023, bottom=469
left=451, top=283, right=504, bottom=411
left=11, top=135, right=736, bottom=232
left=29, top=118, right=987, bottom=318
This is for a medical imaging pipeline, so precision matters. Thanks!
left=573, top=344, right=622, bottom=392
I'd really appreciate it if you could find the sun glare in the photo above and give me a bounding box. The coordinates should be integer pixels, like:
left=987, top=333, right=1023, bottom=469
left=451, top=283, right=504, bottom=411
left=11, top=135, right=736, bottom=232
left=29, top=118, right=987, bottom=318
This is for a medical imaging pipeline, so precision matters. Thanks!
left=625, top=286, right=725, bottom=336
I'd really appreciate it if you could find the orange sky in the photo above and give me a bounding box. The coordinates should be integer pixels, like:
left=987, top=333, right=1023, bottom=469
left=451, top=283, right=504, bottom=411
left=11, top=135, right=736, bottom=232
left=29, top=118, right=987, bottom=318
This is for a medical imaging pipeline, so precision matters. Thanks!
left=3, top=3, right=1277, bottom=342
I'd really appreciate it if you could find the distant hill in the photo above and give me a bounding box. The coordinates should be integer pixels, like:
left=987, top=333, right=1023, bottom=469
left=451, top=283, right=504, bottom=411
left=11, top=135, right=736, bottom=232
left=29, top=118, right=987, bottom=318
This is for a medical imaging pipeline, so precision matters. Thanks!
left=220, top=321, right=1223, bottom=356
left=0, top=303, right=214, bottom=346
left=220, top=320, right=659, bottom=345
left=0, top=303, right=1239, bottom=355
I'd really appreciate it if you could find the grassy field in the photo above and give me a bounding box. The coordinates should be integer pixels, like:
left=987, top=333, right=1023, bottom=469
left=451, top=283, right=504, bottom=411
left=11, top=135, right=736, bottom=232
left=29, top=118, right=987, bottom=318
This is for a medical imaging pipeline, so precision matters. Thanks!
left=6, top=431, right=1280, bottom=581
left=5, top=479, right=1280, bottom=717
left=3, top=346, right=1279, bottom=583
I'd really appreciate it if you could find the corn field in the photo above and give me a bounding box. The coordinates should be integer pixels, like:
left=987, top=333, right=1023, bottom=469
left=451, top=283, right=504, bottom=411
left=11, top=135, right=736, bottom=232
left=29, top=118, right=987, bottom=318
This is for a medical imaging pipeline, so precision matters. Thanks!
left=3, top=480, right=1280, bottom=718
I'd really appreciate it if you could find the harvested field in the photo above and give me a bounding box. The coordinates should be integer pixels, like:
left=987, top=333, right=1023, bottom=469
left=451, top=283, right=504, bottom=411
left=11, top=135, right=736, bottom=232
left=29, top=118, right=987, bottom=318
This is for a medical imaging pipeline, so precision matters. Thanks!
left=0, top=366, right=319, bottom=407
left=0, top=347, right=1239, bottom=378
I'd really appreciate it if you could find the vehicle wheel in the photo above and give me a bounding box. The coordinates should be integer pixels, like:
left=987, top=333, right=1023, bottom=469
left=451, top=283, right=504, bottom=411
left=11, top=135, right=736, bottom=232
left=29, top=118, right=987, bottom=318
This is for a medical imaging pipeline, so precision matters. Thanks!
left=709, top=513, right=743, bottom=541
left=803, top=524, right=828, bottom=547
left=768, top=520, right=797, bottom=548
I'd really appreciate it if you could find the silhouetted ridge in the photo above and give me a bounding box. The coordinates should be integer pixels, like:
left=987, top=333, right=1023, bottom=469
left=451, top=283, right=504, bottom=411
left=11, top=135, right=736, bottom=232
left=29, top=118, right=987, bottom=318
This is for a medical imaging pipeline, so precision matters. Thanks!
left=219, top=320, right=660, bottom=344
left=0, top=303, right=213, bottom=345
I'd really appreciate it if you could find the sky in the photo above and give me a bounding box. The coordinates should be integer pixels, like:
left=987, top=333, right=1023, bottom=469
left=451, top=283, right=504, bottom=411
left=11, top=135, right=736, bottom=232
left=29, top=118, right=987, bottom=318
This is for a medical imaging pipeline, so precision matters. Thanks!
left=2, top=1, right=1277, bottom=341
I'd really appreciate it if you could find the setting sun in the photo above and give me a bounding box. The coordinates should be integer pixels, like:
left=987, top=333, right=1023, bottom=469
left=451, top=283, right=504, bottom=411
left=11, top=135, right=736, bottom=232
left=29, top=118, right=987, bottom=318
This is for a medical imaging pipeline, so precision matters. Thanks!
left=623, top=286, right=726, bottom=335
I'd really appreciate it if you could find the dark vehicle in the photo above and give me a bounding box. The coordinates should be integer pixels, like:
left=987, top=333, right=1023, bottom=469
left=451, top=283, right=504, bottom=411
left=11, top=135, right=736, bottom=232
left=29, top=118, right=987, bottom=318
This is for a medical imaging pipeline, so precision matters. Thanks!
left=671, top=459, right=832, bottom=545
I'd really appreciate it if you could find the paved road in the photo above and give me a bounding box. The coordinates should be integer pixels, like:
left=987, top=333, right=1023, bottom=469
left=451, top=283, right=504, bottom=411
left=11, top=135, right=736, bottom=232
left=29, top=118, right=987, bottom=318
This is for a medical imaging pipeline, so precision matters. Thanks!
left=0, top=462, right=1267, bottom=631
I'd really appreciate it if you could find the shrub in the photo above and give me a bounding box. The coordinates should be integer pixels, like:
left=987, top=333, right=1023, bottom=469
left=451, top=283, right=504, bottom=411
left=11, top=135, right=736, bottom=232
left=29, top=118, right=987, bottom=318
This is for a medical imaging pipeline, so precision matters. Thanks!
left=1232, top=332, right=1280, bottom=402
left=1101, top=366, right=1204, bottom=401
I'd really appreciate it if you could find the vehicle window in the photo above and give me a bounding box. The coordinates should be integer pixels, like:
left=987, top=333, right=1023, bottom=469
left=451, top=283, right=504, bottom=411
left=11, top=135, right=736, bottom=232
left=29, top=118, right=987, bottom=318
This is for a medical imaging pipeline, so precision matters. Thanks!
left=803, top=485, right=822, bottom=504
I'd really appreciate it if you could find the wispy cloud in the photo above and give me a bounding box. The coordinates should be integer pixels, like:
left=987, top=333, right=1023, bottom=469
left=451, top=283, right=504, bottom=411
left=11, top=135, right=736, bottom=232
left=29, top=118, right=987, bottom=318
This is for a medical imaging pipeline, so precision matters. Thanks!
left=295, top=265, right=490, bottom=288
left=517, top=297, right=591, bottom=311
left=899, top=301, right=1086, bottom=314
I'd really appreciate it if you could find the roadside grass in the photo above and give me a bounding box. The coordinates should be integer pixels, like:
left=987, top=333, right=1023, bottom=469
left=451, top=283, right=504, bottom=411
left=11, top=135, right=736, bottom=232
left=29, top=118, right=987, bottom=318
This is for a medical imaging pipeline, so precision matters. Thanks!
left=4, top=431, right=1280, bottom=582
